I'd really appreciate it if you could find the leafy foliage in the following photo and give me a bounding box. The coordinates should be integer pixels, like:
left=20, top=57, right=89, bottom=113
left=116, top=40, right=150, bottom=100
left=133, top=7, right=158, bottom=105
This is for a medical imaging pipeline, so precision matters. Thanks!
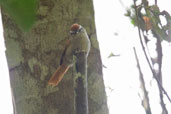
left=0, top=0, right=38, bottom=31
left=125, top=3, right=171, bottom=42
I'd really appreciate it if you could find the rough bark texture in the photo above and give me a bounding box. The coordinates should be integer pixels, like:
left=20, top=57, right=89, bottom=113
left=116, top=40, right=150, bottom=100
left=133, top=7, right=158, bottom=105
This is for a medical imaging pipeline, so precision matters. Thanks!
left=1, top=0, right=109, bottom=114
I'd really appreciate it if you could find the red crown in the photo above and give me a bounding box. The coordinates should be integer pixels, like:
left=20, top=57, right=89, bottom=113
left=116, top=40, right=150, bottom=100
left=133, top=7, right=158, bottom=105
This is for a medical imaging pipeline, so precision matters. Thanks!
left=70, top=24, right=80, bottom=32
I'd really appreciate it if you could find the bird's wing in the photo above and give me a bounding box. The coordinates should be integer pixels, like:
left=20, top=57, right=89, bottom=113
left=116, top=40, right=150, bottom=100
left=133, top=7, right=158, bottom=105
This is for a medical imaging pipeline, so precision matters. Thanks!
left=60, top=39, right=71, bottom=65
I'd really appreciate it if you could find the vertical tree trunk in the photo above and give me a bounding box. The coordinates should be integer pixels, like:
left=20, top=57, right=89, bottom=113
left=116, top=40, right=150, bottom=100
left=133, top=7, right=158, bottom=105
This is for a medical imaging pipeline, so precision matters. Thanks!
left=1, top=0, right=109, bottom=114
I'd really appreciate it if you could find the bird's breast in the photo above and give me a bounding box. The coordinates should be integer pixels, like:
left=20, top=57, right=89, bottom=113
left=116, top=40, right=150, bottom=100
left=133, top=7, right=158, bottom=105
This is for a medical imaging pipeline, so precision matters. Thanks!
left=72, top=32, right=90, bottom=56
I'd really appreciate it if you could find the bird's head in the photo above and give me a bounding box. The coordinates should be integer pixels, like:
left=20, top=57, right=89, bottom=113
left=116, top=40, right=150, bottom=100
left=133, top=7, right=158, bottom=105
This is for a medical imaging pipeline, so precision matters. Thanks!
left=70, top=24, right=84, bottom=35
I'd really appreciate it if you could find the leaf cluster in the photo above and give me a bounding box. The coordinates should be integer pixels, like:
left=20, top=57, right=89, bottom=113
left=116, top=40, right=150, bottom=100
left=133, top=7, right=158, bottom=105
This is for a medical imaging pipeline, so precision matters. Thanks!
left=125, top=3, right=171, bottom=42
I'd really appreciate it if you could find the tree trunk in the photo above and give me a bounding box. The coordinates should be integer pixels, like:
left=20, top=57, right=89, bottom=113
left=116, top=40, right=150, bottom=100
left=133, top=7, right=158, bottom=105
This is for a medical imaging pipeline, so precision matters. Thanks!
left=1, top=0, right=109, bottom=114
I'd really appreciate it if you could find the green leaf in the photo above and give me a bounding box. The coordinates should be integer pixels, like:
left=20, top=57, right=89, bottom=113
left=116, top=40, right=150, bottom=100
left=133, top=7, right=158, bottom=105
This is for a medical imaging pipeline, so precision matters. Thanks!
left=0, top=0, right=38, bottom=31
left=108, top=52, right=120, bottom=58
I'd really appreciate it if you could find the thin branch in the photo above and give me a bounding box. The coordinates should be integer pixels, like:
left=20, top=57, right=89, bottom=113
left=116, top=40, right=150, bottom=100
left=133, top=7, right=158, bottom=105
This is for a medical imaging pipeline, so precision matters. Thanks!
left=133, top=0, right=171, bottom=103
left=118, top=0, right=126, bottom=10
left=156, top=34, right=168, bottom=114
left=133, top=0, right=154, bottom=74
left=133, top=47, right=152, bottom=114
left=155, top=0, right=157, bottom=5
left=156, top=37, right=163, bottom=83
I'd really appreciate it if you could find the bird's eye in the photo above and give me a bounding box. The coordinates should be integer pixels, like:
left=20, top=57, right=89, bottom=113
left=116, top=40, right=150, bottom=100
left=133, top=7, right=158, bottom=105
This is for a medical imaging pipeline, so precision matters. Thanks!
left=70, top=27, right=83, bottom=35
left=70, top=31, right=77, bottom=35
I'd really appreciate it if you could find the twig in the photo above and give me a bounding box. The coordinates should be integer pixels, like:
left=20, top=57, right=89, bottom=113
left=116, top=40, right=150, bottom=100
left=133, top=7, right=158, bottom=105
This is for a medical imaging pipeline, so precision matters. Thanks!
left=118, top=0, right=126, bottom=10
left=155, top=0, right=157, bottom=5
left=133, top=47, right=152, bottom=114
left=156, top=34, right=168, bottom=114
left=133, top=0, right=153, bottom=74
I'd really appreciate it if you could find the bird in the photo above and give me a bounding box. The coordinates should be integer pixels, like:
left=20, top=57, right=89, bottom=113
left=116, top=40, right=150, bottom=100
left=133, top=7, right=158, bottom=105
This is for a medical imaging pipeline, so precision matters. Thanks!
left=48, top=24, right=91, bottom=86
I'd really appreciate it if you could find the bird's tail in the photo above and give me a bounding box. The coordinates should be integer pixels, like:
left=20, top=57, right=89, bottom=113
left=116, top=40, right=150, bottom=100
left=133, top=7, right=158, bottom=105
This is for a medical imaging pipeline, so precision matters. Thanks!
left=48, top=64, right=70, bottom=86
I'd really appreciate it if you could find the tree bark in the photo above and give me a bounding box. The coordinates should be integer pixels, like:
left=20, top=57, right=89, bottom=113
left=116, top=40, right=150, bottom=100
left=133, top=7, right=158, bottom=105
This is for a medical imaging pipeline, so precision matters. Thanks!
left=1, top=0, right=109, bottom=114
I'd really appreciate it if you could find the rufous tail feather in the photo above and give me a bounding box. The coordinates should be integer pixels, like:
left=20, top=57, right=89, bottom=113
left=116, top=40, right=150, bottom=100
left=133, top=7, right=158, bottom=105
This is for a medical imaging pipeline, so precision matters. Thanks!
left=48, top=64, right=70, bottom=86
